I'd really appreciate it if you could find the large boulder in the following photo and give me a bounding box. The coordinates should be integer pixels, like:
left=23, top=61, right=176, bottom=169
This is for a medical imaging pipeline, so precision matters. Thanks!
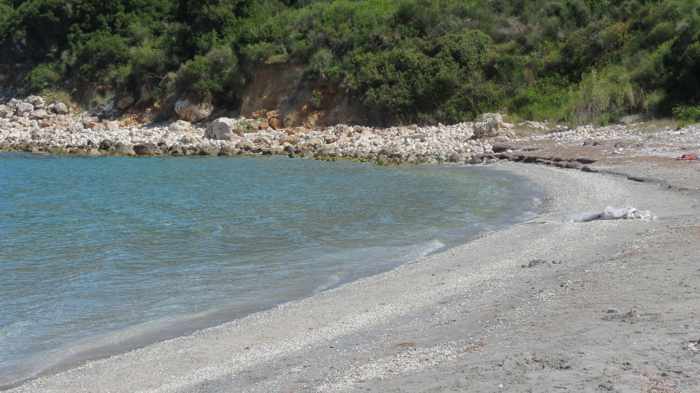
left=205, top=117, right=247, bottom=140
left=26, top=95, right=45, bottom=109
left=133, top=143, right=161, bottom=156
left=15, top=102, right=34, bottom=117
left=0, top=104, right=11, bottom=118
left=174, top=98, right=213, bottom=122
left=266, top=110, right=284, bottom=130
left=169, top=120, right=194, bottom=134
left=48, top=102, right=69, bottom=114
left=30, top=109, right=49, bottom=119
left=473, top=113, right=512, bottom=139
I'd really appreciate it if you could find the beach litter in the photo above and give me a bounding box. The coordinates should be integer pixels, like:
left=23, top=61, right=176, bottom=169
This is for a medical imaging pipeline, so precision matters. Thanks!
left=688, top=340, right=700, bottom=353
left=677, top=153, right=698, bottom=161
left=573, top=206, right=655, bottom=222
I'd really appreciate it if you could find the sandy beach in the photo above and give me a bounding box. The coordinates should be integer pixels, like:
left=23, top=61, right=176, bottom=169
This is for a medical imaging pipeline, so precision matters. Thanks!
left=6, top=156, right=699, bottom=393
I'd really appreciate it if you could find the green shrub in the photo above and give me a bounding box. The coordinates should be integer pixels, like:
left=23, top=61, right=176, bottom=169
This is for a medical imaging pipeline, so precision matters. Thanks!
left=510, top=80, right=572, bottom=122
left=0, top=1, right=14, bottom=41
left=673, top=105, right=700, bottom=125
left=174, top=46, right=242, bottom=103
left=2, top=0, right=700, bottom=124
left=567, top=66, right=643, bottom=125
left=26, top=63, right=61, bottom=92
left=71, top=31, right=131, bottom=86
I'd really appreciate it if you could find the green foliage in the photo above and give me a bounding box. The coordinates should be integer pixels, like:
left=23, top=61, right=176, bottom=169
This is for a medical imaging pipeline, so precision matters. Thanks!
left=510, top=79, right=572, bottom=122
left=71, top=31, right=131, bottom=86
left=673, top=105, right=700, bottom=126
left=0, top=1, right=14, bottom=41
left=2, top=0, right=700, bottom=123
left=174, top=46, right=242, bottom=103
left=25, top=63, right=61, bottom=92
left=567, top=66, right=643, bottom=125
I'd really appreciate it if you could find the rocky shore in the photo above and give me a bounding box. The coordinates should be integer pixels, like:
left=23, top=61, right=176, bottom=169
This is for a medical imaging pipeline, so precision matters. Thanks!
left=0, top=96, right=506, bottom=164
left=3, top=96, right=700, bottom=174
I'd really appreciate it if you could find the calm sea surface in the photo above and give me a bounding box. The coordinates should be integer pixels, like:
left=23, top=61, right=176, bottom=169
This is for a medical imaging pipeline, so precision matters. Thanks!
left=0, top=154, right=541, bottom=386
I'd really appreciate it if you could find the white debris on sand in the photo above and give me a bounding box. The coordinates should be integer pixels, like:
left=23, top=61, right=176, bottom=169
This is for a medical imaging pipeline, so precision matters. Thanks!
left=573, top=206, right=655, bottom=223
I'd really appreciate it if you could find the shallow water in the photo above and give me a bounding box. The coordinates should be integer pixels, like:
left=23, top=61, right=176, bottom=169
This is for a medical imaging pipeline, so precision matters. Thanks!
left=0, top=154, right=541, bottom=386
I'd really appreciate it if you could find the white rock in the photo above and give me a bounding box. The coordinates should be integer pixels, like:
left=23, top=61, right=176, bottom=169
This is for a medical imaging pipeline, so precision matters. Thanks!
left=30, top=109, right=49, bottom=119
left=0, top=104, right=11, bottom=118
left=15, top=102, right=34, bottom=116
left=473, top=113, right=511, bottom=139
left=169, top=120, right=194, bottom=133
left=26, top=95, right=45, bottom=109
left=174, top=98, right=213, bottom=122
left=205, top=118, right=243, bottom=140
left=50, top=102, right=69, bottom=114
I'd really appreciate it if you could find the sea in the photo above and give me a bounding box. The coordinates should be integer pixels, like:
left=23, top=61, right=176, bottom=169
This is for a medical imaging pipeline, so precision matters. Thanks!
left=0, top=153, right=542, bottom=387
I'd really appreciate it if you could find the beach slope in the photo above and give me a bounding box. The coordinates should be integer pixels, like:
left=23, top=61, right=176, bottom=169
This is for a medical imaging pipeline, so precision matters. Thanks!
left=9, top=162, right=700, bottom=393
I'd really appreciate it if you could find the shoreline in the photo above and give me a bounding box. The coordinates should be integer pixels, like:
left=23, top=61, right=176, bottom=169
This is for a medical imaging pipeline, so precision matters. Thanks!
left=8, top=160, right=699, bottom=392
left=0, top=160, right=544, bottom=391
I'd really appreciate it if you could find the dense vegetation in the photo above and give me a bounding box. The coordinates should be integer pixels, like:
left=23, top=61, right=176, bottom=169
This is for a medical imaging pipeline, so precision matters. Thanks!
left=1, top=0, right=700, bottom=124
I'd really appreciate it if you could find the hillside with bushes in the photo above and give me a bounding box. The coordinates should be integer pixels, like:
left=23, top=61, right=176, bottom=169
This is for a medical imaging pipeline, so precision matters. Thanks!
left=1, top=0, right=699, bottom=125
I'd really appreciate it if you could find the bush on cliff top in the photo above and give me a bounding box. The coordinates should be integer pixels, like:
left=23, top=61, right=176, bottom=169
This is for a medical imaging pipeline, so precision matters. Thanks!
left=1, top=0, right=700, bottom=125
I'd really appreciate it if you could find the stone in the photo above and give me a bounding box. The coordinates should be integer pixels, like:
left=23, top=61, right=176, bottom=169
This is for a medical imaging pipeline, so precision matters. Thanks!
left=49, top=102, right=69, bottom=114
left=269, top=117, right=284, bottom=130
left=205, top=117, right=243, bottom=140
left=473, top=113, right=512, bottom=139
left=219, top=144, right=240, bottom=156
left=105, top=121, right=120, bottom=131
left=179, top=134, right=197, bottom=145
left=492, top=143, right=512, bottom=153
left=0, top=104, right=12, bottom=118
left=266, top=110, right=284, bottom=130
left=99, top=139, right=115, bottom=151
left=448, top=152, right=465, bottom=162
left=15, top=102, right=34, bottom=116
left=114, top=143, right=135, bottom=156
left=169, top=120, right=194, bottom=134
left=26, top=95, right=45, bottom=109
left=174, top=98, right=213, bottom=122
left=133, top=143, right=161, bottom=156
left=197, top=144, right=221, bottom=156
left=30, top=109, right=49, bottom=119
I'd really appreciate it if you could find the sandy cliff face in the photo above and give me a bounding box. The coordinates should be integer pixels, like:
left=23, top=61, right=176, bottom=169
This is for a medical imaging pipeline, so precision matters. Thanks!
left=239, top=64, right=370, bottom=128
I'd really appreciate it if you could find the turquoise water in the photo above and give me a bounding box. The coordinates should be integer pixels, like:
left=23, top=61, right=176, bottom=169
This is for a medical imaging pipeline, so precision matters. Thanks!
left=0, top=154, right=541, bottom=386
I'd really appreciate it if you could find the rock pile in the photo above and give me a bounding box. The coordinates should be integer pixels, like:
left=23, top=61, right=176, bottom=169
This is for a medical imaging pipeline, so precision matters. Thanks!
left=473, top=113, right=513, bottom=139
left=0, top=97, right=508, bottom=163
